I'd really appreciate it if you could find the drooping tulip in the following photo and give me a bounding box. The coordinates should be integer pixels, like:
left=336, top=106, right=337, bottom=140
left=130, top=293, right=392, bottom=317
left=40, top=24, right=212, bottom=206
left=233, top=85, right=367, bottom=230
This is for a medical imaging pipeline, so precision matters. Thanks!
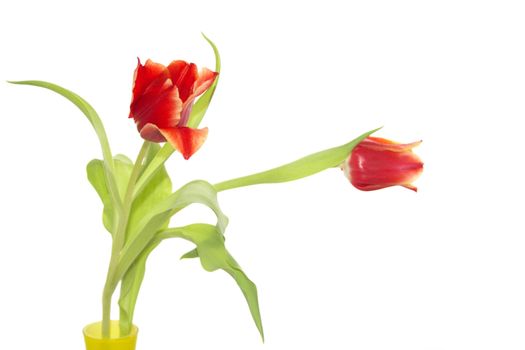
left=129, top=58, right=218, bottom=159
left=342, top=136, right=423, bottom=191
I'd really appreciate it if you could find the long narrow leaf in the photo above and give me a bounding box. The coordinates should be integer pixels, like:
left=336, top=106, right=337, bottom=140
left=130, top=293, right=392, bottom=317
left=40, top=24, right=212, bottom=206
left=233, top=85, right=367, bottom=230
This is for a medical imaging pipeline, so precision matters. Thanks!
left=9, top=80, right=122, bottom=216
left=9, top=80, right=115, bottom=172
left=158, top=224, right=264, bottom=341
left=187, top=34, right=221, bottom=128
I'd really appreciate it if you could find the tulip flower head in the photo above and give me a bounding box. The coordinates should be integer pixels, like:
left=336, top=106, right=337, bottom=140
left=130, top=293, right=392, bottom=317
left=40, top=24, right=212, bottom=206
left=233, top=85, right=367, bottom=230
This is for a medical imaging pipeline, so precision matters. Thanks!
left=342, top=136, right=423, bottom=191
left=129, top=58, right=218, bottom=159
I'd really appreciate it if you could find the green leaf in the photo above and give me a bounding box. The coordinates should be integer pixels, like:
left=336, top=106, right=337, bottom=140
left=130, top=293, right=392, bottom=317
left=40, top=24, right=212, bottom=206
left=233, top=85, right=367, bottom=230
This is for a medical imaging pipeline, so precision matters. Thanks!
left=86, top=155, right=133, bottom=234
left=214, top=127, right=382, bottom=192
left=122, top=180, right=229, bottom=265
left=133, top=143, right=175, bottom=198
left=9, top=80, right=116, bottom=175
left=187, top=34, right=221, bottom=128
left=118, top=144, right=173, bottom=333
left=118, top=180, right=228, bottom=278
left=158, top=224, right=264, bottom=341
left=126, top=144, right=173, bottom=242
left=9, top=80, right=123, bottom=217
left=115, top=180, right=228, bottom=332
left=113, top=155, right=133, bottom=197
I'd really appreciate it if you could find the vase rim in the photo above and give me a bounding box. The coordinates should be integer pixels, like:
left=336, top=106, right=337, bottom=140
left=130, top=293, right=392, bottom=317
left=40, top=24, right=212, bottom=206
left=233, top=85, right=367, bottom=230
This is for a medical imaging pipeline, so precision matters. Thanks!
left=83, top=320, right=138, bottom=341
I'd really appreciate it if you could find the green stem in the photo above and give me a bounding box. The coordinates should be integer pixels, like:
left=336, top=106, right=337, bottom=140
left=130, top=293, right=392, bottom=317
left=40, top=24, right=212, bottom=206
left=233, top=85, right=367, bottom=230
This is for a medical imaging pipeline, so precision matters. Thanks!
left=102, top=290, right=111, bottom=336
left=133, top=143, right=174, bottom=198
left=102, top=141, right=151, bottom=338
left=117, top=142, right=152, bottom=258
left=214, top=127, right=381, bottom=192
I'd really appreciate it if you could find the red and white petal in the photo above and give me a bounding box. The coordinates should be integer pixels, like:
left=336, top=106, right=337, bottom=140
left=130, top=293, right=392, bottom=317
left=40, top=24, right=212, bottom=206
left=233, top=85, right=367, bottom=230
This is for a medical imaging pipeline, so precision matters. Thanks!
left=360, top=137, right=422, bottom=153
left=194, top=68, right=218, bottom=97
left=346, top=141, right=423, bottom=192
left=178, top=68, right=218, bottom=126
left=167, top=60, right=198, bottom=102
left=159, top=126, right=208, bottom=160
left=401, top=184, right=418, bottom=192
left=178, top=102, right=194, bottom=127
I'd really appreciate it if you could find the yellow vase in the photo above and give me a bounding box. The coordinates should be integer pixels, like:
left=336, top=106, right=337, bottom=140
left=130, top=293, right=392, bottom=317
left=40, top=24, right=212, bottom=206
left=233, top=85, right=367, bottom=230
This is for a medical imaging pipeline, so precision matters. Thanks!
left=83, top=321, right=138, bottom=350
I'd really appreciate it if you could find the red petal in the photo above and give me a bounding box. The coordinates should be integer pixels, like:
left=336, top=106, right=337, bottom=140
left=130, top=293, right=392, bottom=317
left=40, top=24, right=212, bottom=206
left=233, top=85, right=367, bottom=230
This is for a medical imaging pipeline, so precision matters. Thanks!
left=130, top=59, right=170, bottom=113
left=133, top=86, right=183, bottom=131
left=159, top=126, right=208, bottom=159
left=348, top=183, right=419, bottom=192
left=167, top=60, right=198, bottom=102
left=139, top=123, right=166, bottom=143
left=349, top=183, right=396, bottom=191
left=345, top=140, right=423, bottom=191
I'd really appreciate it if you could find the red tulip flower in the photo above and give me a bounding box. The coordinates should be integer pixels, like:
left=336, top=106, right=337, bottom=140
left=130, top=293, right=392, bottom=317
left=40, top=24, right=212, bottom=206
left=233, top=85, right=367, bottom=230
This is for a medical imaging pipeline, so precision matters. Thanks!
left=129, top=59, right=218, bottom=159
left=343, top=137, right=423, bottom=191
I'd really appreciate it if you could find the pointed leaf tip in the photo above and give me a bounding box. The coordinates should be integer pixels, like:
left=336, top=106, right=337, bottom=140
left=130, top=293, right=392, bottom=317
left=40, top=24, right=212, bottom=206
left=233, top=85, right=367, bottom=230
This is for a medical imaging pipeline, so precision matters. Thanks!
left=180, top=248, right=199, bottom=260
left=187, top=35, right=221, bottom=128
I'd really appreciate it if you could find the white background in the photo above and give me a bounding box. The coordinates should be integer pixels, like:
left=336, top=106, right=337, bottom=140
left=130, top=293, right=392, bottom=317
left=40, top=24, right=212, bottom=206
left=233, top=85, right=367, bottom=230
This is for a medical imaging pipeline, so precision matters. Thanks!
left=1, top=1, right=524, bottom=349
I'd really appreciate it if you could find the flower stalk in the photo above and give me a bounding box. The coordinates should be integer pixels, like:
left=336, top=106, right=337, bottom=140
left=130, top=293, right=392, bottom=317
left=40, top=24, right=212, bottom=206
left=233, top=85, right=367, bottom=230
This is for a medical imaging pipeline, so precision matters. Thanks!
left=214, top=128, right=381, bottom=192
left=133, top=143, right=174, bottom=198
left=102, top=141, right=151, bottom=338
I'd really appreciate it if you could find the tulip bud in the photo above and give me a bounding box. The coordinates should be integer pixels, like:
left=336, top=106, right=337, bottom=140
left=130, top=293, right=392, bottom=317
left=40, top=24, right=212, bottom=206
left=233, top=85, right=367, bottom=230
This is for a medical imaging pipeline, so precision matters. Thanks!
left=342, top=137, right=423, bottom=191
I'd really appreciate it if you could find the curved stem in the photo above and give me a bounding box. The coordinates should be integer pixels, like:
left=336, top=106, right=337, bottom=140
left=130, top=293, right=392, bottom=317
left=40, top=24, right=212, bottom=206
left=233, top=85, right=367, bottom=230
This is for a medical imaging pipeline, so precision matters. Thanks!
left=117, top=142, right=152, bottom=255
left=214, top=128, right=381, bottom=192
left=102, top=141, right=151, bottom=337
